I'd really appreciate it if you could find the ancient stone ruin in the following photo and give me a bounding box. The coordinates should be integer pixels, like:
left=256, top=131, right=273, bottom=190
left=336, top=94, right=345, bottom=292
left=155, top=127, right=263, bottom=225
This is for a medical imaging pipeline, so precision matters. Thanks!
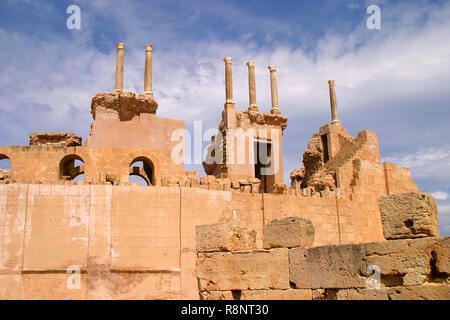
left=0, top=42, right=447, bottom=300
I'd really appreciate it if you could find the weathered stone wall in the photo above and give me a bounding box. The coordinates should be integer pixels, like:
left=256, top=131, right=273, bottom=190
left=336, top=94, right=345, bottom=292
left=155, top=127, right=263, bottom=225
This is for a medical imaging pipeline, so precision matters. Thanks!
left=0, top=145, right=184, bottom=185
left=197, top=228, right=450, bottom=300
left=0, top=183, right=390, bottom=299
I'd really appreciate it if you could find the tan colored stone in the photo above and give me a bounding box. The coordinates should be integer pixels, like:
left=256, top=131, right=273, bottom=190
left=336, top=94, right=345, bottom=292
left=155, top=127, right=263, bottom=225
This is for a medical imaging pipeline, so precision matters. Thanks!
left=335, top=288, right=389, bottom=300
left=195, top=223, right=257, bottom=253
left=246, top=61, right=258, bottom=112
left=114, top=42, right=125, bottom=93
left=200, top=290, right=234, bottom=300
left=223, top=57, right=233, bottom=103
left=91, top=91, right=158, bottom=121
left=29, top=132, right=82, bottom=147
left=196, top=249, right=289, bottom=291
left=328, top=80, right=339, bottom=123
left=271, top=183, right=287, bottom=194
left=240, top=289, right=312, bottom=300
left=386, top=284, right=450, bottom=300
left=364, top=237, right=449, bottom=285
left=268, top=65, right=280, bottom=114
left=144, top=44, right=153, bottom=94
left=289, top=244, right=366, bottom=289
left=378, top=192, right=440, bottom=239
left=263, top=216, right=314, bottom=249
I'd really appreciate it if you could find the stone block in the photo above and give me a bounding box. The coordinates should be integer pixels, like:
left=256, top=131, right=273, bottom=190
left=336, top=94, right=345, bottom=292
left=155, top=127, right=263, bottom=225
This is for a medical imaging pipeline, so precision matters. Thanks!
left=196, top=223, right=257, bottom=253
left=364, top=237, right=449, bottom=284
left=263, top=216, right=314, bottom=249
left=386, top=284, right=450, bottom=300
left=200, top=290, right=234, bottom=300
left=240, top=289, right=312, bottom=300
left=378, top=192, right=439, bottom=239
left=196, top=249, right=289, bottom=291
left=289, top=244, right=366, bottom=289
left=271, top=183, right=288, bottom=194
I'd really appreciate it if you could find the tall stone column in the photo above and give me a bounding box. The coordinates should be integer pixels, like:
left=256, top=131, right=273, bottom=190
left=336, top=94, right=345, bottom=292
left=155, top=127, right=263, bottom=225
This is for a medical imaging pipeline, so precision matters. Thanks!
left=328, top=80, right=339, bottom=123
left=144, top=44, right=153, bottom=94
left=114, top=42, right=125, bottom=93
left=247, top=61, right=258, bottom=112
left=268, top=65, right=280, bottom=114
left=223, top=57, right=234, bottom=104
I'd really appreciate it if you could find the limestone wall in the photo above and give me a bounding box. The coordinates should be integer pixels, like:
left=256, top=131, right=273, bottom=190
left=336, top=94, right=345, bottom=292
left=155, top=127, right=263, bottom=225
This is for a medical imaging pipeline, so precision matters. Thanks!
left=196, top=235, right=450, bottom=300
left=0, top=183, right=387, bottom=299
left=0, top=145, right=184, bottom=185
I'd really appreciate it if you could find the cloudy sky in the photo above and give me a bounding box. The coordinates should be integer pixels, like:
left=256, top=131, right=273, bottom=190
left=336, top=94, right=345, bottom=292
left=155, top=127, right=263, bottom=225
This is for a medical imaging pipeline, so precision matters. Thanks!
left=0, top=0, right=449, bottom=235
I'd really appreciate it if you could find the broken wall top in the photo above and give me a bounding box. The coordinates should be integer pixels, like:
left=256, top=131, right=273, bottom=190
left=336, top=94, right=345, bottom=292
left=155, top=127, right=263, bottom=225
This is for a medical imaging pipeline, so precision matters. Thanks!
left=91, top=91, right=158, bottom=121
left=29, top=132, right=82, bottom=147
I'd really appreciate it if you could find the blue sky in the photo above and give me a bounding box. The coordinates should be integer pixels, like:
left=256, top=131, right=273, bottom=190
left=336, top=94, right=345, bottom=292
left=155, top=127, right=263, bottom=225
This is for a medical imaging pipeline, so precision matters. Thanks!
left=0, top=0, right=449, bottom=236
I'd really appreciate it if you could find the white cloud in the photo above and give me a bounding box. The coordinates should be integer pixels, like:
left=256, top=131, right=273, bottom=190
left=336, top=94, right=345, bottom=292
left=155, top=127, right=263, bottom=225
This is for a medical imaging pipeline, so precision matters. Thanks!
left=384, top=146, right=450, bottom=185
left=431, top=191, right=449, bottom=201
left=1, top=0, right=450, bottom=185
left=438, top=204, right=450, bottom=215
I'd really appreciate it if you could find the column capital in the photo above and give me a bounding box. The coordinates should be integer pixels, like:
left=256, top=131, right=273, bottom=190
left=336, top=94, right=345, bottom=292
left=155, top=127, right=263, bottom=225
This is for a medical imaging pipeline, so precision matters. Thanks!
left=328, top=80, right=335, bottom=86
left=246, top=61, right=255, bottom=68
left=223, top=57, right=232, bottom=63
left=268, top=65, right=276, bottom=72
left=116, top=42, right=125, bottom=50
left=145, top=44, right=153, bottom=52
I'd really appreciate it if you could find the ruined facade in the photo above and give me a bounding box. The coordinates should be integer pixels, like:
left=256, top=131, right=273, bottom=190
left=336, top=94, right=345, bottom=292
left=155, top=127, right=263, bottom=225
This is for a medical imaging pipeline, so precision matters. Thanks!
left=0, top=42, right=445, bottom=300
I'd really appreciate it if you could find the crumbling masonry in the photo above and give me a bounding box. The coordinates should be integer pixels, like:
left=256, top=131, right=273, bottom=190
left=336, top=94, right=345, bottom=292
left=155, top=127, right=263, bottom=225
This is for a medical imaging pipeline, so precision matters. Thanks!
left=0, top=43, right=447, bottom=300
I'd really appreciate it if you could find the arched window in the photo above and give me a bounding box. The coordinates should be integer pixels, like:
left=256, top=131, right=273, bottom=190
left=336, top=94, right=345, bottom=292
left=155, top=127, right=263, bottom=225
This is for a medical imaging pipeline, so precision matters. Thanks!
left=60, top=154, right=85, bottom=182
left=0, top=154, right=11, bottom=182
left=0, top=154, right=11, bottom=169
left=129, top=157, right=154, bottom=186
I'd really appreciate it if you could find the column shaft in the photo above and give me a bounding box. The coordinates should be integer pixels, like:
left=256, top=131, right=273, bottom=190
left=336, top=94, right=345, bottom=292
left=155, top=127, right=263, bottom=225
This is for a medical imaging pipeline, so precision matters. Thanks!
left=247, top=61, right=258, bottom=112
left=114, top=42, right=125, bottom=93
left=223, top=57, right=234, bottom=104
left=144, top=44, right=153, bottom=94
left=328, top=80, right=339, bottom=123
left=268, top=65, right=280, bottom=114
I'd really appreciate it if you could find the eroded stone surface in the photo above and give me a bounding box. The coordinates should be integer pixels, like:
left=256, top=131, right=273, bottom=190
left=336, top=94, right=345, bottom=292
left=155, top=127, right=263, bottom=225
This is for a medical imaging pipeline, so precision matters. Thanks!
left=289, top=244, right=366, bottom=289
left=378, top=192, right=439, bottom=239
left=29, top=132, right=82, bottom=147
left=91, top=91, right=158, bottom=120
left=196, top=223, right=257, bottom=253
left=263, top=216, right=314, bottom=249
left=364, top=237, right=449, bottom=285
left=196, top=249, right=289, bottom=291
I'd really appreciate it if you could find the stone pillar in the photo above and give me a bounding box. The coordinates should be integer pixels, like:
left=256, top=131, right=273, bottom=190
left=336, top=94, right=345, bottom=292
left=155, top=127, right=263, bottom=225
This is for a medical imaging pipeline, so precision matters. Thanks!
left=144, top=44, right=153, bottom=94
left=223, top=57, right=234, bottom=104
left=268, top=65, right=280, bottom=114
left=328, top=80, right=339, bottom=123
left=114, top=42, right=125, bottom=93
left=247, top=61, right=258, bottom=112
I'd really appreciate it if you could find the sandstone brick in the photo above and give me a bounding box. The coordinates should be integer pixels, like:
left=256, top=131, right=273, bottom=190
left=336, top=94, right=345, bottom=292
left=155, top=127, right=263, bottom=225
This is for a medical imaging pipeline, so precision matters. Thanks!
left=289, top=243, right=366, bottom=289
left=335, top=288, right=389, bottom=300
left=240, top=289, right=312, bottom=300
left=378, top=192, right=439, bottom=239
left=263, top=216, right=314, bottom=249
left=386, top=284, right=450, bottom=300
left=199, top=290, right=234, bottom=300
left=364, top=237, right=449, bottom=284
left=196, top=223, right=257, bottom=253
left=196, top=249, right=289, bottom=291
